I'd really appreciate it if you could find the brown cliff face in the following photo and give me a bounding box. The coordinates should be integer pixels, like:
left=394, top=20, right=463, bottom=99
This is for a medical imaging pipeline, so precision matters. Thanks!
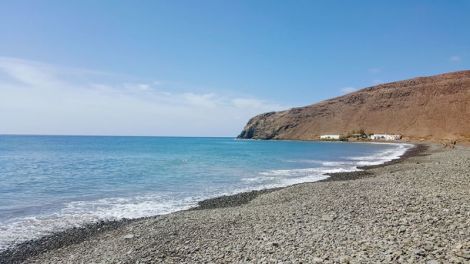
left=238, top=70, right=470, bottom=142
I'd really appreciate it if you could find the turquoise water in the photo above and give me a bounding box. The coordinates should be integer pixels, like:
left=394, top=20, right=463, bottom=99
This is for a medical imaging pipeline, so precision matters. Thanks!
left=0, top=136, right=411, bottom=249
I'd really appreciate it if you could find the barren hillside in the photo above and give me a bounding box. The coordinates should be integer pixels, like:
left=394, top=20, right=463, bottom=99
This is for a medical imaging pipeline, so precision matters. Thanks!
left=238, top=70, right=470, bottom=142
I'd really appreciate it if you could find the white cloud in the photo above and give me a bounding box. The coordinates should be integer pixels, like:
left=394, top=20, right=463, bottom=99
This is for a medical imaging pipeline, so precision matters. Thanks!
left=0, top=57, right=286, bottom=136
left=0, top=57, right=63, bottom=88
left=340, top=87, right=356, bottom=94
left=136, top=83, right=151, bottom=91
left=449, top=55, right=461, bottom=62
left=372, top=79, right=383, bottom=85
left=182, top=93, right=218, bottom=108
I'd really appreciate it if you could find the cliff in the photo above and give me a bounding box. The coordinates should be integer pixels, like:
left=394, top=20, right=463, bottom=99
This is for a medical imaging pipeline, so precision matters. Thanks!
left=238, top=70, right=470, bottom=142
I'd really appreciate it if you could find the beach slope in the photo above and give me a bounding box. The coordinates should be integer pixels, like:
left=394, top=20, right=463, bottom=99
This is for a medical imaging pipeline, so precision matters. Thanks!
left=2, top=145, right=469, bottom=263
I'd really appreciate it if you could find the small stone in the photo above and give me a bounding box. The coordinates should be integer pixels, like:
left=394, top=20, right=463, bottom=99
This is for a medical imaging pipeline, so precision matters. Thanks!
left=413, top=248, right=426, bottom=256
left=339, top=255, right=351, bottom=263
left=455, top=251, right=470, bottom=259
left=423, top=243, right=434, bottom=251
left=321, top=214, right=336, bottom=221
left=123, top=234, right=134, bottom=239
left=312, top=257, right=323, bottom=263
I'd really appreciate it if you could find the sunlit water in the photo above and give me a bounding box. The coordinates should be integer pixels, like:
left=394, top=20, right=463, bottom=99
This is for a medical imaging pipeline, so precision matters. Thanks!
left=0, top=135, right=411, bottom=250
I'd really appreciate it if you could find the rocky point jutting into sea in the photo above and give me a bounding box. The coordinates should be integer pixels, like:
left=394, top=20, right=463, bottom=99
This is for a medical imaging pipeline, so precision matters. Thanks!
left=238, top=70, right=470, bottom=142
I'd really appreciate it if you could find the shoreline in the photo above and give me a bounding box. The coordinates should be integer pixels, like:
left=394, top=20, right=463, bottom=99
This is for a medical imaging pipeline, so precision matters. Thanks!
left=322, top=143, right=428, bottom=182
left=0, top=142, right=425, bottom=263
left=196, top=143, right=426, bottom=209
left=17, top=142, right=468, bottom=263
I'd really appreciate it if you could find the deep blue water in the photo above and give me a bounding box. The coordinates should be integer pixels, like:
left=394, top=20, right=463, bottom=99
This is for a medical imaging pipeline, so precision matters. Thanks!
left=0, top=135, right=411, bottom=249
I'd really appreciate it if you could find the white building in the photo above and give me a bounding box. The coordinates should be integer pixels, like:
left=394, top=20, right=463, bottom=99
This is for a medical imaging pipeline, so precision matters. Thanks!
left=320, top=134, right=341, bottom=140
left=370, top=134, right=401, bottom=141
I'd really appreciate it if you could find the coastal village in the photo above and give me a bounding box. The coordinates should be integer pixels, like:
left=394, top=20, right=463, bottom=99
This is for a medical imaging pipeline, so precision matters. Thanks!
left=320, top=132, right=402, bottom=141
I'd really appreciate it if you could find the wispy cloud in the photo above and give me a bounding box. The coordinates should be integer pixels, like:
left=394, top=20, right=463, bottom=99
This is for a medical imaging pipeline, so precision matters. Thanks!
left=449, top=55, right=461, bottom=62
left=372, top=79, right=383, bottom=85
left=340, top=87, right=356, bottom=94
left=0, top=57, right=63, bottom=88
left=0, top=57, right=286, bottom=136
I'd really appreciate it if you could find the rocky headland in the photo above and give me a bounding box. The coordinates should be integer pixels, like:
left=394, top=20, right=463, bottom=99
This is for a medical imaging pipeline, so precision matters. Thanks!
left=238, top=71, right=470, bottom=143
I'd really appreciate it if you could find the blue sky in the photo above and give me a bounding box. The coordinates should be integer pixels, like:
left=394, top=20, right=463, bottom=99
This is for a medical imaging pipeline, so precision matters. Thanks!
left=0, top=1, right=469, bottom=136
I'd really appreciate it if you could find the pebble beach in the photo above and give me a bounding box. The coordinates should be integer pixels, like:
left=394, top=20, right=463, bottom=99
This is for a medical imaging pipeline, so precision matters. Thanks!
left=1, top=144, right=469, bottom=264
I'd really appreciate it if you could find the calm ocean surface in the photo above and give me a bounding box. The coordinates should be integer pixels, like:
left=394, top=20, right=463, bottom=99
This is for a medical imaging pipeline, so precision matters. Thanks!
left=0, top=136, right=411, bottom=249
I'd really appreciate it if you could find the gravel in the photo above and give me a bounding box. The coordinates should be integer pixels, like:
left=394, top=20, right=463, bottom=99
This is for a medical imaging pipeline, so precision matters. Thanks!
left=1, top=144, right=469, bottom=264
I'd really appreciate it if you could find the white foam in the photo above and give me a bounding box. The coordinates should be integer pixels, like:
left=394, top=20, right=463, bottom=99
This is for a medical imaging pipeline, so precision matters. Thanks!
left=254, top=166, right=357, bottom=187
left=321, top=161, right=356, bottom=167
left=0, top=194, right=200, bottom=250
left=284, top=143, right=412, bottom=168
left=259, top=166, right=358, bottom=177
left=246, top=143, right=412, bottom=191
left=348, top=143, right=413, bottom=166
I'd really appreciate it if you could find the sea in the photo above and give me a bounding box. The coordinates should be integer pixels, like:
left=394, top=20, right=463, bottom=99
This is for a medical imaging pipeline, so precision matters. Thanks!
left=0, top=135, right=412, bottom=250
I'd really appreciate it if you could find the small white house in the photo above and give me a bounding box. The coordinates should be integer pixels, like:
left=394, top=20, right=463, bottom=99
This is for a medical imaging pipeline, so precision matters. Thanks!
left=370, top=134, right=401, bottom=141
left=320, top=134, right=341, bottom=140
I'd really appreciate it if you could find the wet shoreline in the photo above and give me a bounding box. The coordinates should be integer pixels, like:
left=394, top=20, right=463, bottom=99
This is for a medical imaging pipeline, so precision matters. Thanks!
left=0, top=143, right=426, bottom=264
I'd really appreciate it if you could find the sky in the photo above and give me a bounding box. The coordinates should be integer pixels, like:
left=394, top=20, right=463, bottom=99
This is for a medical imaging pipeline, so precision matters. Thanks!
left=0, top=1, right=469, bottom=136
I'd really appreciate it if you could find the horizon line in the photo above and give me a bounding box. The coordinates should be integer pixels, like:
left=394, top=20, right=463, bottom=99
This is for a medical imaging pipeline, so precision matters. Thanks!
left=0, top=133, right=237, bottom=138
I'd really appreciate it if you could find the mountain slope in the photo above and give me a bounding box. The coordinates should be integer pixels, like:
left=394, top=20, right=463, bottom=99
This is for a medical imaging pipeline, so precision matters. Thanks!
left=238, top=70, right=470, bottom=142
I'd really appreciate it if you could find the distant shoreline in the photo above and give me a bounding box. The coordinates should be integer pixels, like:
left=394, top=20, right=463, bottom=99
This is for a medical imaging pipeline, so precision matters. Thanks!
left=0, top=142, right=423, bottom=263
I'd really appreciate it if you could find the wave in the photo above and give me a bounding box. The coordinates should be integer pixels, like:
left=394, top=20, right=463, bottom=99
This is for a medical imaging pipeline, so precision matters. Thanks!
left=287, top=143, right=412, bottom=167
left=347, top=143, right=413, bottom=166
left=0, top=194, right=200, bottom=250
left=249, top=142, right=412, bottom=188
left=252, top=166, right=356, bottom=187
